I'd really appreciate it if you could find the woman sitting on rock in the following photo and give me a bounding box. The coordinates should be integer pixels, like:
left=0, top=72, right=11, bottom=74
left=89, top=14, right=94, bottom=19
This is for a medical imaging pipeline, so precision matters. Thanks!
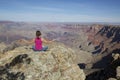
left=20, top=30, right=53, bottom=51
left=33, top=30, right=54, bottom=51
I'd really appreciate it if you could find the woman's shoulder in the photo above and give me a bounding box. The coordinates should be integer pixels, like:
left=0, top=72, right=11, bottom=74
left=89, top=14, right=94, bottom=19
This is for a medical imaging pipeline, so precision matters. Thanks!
left=41, top=37, right=45, bottom=41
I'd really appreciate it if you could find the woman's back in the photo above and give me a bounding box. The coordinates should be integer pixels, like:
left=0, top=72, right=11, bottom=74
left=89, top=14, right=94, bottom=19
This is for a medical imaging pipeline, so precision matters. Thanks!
left=35, top=37, right=42, bottom=50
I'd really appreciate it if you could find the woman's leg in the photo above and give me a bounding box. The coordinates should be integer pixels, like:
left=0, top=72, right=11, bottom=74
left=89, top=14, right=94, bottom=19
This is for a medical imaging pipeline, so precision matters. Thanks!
left=42, top=46, right=48, bottom=51
left=32, top=45, right=36, bottom=51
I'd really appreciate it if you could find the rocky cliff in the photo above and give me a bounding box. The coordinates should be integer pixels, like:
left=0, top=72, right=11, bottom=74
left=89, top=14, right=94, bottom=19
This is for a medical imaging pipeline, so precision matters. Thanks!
left=83, top=25, right=120, bottom=68
left=86, top=53, right=120, bottom=80
left=0, top=42, right=85, bottom=80
left=84, top=25, right=120, bottom=80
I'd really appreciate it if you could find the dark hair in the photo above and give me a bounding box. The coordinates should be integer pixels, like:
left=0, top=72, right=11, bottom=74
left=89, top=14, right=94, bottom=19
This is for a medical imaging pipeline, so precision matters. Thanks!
left=36, top=30, right=41, bottom=37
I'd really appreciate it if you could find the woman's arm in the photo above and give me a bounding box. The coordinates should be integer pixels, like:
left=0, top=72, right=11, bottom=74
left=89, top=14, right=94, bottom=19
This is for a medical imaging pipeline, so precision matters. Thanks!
left=29, top=38, right=34, bottom=44
left=19, top=38, right=34, bottom=44
left=41, top=38, right=53, bottom=43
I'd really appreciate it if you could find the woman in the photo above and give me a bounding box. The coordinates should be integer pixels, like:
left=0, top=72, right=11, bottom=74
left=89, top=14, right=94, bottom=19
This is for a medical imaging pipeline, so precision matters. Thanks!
left=32, top=30, right=50, bottom=51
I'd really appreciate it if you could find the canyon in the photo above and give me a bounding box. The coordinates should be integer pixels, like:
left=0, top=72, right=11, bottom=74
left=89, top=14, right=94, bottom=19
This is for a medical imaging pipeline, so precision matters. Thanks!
left=0, top=21, right=120, bottom=80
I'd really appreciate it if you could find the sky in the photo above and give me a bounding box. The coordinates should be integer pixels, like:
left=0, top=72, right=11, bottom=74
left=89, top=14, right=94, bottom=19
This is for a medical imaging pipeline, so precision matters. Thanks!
left=0, top=0, right=120, bottom=22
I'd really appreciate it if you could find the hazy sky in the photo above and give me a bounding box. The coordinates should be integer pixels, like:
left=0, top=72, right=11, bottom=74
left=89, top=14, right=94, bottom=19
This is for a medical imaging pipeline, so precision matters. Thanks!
left=0, top=0, right=120, bottom=22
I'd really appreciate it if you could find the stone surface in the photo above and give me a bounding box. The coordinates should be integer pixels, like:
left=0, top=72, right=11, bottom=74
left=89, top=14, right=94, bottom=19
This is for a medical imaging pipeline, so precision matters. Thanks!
left=116, top=66, right=120, bottom=79
left=0, top=42, right=85, bottom=80
left=108, top=78, right=117, bottom=80
left=0, top=42, right=7, bottom=53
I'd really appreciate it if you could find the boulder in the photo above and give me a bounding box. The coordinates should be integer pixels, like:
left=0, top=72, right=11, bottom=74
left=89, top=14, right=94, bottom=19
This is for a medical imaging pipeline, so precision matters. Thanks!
left=0, top=42, right=85, bottom=80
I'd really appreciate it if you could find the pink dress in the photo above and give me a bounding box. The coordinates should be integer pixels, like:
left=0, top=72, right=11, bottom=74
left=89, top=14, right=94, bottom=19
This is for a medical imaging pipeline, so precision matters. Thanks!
left=35, top=37, right=42, bottom=50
